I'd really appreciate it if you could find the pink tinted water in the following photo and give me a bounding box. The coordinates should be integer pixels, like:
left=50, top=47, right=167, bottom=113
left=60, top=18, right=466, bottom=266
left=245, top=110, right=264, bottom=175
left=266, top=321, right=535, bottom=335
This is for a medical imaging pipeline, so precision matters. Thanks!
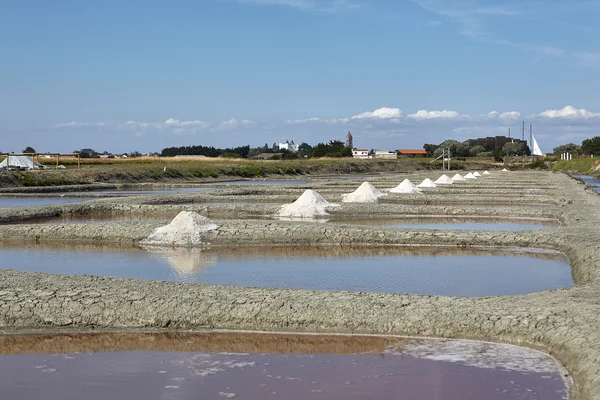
left=0, top=333, right=567, bottom=400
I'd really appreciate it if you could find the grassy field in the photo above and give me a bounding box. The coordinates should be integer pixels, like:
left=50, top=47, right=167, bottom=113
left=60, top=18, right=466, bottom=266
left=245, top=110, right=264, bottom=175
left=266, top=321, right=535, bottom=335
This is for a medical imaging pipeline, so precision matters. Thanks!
left=0, top=156, right=502, bottom=187
left=552, top=158, right=599, bottom=174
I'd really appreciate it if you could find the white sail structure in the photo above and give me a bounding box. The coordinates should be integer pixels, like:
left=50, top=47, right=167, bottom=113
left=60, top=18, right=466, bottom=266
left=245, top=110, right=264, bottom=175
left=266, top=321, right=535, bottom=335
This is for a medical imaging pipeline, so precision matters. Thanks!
left=530, top=132, right=543, bottom=156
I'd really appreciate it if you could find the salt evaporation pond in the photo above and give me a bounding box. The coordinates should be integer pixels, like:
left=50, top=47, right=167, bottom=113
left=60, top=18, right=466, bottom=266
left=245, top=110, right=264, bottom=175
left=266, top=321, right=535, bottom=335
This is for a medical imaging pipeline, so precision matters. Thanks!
left=214, top=180, right=305, bottom=185
left=0, top=244, right=573, bottom=296
left=7, top=214, right=177, bottom=225
left=333, top=217, right=559, bottom=231
left=69, top=187, right=216, bottom=195
left=0, top=332, right=568, bottom=400
left=0, top=197, right=96, bottom=208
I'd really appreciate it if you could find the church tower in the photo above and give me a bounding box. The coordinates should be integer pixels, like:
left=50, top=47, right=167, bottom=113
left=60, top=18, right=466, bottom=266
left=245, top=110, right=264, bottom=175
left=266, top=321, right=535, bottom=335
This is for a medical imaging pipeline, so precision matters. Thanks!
left=345, top=131, right=353, bottom=148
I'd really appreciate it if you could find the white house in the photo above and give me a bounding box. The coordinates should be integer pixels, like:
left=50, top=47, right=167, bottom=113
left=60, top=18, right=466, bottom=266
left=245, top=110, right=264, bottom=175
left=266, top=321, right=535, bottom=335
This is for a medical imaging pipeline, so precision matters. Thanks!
left=278, top=140, right=298, bottom=152
left=374, top=150, right=397, bottom=159
left=352, top=149, right=370, bottom=159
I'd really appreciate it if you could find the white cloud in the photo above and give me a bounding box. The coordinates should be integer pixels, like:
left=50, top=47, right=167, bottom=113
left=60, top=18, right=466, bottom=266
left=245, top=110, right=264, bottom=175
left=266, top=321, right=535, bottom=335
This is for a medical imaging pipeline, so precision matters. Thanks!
left=164, top=118, right=210, bottom=128
left=351, top=107, right=403, bottom=120
left=217, top=118, right=254, bottom=130
left=536, top=105, right=600, bottom=119
left=408, top=109, right=462, bottom=120
left=53, top=121, right=92, bottom=128
left=285, top=117, right=323, bottom=124
left=499, top=111, right=520, bottom=120
left=487, top=111, right=499, bottom=118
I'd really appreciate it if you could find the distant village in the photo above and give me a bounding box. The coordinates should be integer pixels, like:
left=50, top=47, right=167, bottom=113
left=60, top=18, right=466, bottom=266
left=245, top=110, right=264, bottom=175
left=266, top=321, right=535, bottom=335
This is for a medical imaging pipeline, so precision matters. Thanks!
left=5, top=128, right=580, bottom=168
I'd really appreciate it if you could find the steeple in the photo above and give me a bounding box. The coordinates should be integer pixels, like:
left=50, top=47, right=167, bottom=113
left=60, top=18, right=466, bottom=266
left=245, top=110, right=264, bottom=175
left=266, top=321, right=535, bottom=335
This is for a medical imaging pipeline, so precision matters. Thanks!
left=345, top=131, right=353, bottom=148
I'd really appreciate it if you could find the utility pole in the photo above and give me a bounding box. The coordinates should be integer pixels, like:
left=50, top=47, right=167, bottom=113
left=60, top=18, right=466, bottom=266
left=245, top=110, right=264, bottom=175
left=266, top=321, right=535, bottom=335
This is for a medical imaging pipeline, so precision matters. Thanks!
left=522, top=121, right=525, bottom=141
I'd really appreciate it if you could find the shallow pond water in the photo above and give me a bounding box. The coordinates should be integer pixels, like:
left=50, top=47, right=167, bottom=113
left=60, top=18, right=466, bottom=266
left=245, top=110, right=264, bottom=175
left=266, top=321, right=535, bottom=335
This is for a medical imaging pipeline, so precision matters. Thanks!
left=0, top=332, right=567, bottom=400
left=577, top=175, right=600, bottom=193
left=0, top=244, right=572, bottom=296
left=7, top=214, right=177, bottom=224
left=332, top=217, right=559, bottom=231
left=214, top=180, right=306, bottom=185
left=0, top=197, right=96, bottom=208
left=69, top=187, right=216, bottom=195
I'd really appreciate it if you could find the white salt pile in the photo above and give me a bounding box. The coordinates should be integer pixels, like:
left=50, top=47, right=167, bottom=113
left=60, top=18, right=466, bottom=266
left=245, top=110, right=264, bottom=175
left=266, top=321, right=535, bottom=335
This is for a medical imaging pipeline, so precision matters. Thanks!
left=473, top=171, right=482, bottom=177
left=142, top=211, right=218, bottom=246
left=434, top=174, right=454, bottom=185
left=390, top=179, right=422, bottom=194
left=277, top=189, right=339, bottom=218
left=342, top=182, right=385, bottom=203
left=464, top=172, right=477, bottom=179
left=483, top=170, right=491, bottom=175
left=451, top=173, right=465, bottom=181
left=502, top=168, right=509, bottom=172
left=417, top=178, right=437, bottom=189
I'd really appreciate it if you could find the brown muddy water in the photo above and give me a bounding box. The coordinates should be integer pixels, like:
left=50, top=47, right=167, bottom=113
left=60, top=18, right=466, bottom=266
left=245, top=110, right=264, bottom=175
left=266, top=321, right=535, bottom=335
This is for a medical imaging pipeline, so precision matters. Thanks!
left=0, top=244, right=573, bottom=297
left=0, top=332, right=568, bottom=400
left=331, top=216, right=559, bottom=231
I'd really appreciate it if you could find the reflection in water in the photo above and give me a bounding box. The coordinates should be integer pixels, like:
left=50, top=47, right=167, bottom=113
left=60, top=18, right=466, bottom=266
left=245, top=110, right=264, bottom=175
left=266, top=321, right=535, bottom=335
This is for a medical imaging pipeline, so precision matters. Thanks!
left=0, top=243, right=572, bottom=296
left=143, top=246, right=218, bottom=278
left=0, top=332, right=567, bottom=400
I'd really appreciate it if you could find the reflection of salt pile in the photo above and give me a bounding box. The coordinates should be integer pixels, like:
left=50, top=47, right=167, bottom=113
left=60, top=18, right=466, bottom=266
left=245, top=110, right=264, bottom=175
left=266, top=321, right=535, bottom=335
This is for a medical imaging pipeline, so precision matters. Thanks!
left=502, top=168, right=509, bottom=172
left=451, top=173, right=465, bottom=181
left=342, top=182, right=385, bottom=203
left=483, top=170, right=491, bottom=175
left=434, top=174, right=453, bottom=185
left=464, top=172, right=477, bottom=179
left=390, top=179, right=422, bottom=194
left=277, top=189, right=339, bottom=218
left=143, top=246, right=217, bottom=278
left=473, top=171, right=482, bottom=177
left=417, top=178, right=437, bottom=189
left=142, top=211, right=218, bottom=246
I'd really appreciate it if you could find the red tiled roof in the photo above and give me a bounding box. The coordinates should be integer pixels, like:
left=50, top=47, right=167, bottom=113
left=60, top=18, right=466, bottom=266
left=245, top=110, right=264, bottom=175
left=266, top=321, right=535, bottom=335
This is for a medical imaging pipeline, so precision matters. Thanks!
left=397, top=149, right=427, bottom=154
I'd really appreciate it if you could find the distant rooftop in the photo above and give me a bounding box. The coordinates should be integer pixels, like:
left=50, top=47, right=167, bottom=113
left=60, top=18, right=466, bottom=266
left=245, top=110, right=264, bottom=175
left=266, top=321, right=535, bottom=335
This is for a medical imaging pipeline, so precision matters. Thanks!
left=397, top=149, right=427, bottom=155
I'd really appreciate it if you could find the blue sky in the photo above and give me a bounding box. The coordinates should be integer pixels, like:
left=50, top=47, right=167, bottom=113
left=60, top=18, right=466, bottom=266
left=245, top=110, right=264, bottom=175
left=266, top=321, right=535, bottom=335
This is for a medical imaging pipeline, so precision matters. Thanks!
left=1, top=0, right=600, bottom=154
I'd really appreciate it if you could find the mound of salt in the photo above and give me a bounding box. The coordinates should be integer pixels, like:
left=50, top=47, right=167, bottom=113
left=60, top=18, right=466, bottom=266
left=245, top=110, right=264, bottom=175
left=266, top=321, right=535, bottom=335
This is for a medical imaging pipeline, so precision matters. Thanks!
left=390, top=179, right=422, bottom=194
left=434, top=174, right=454, bottom=185
left=451, top=173, right=465, bottom=181
left=277, top=189, right=338, bottom=218
left=473, top=171, right=482, bottom=177
left=464, top=172, right=477, bottom=179
left=142, top=211, right=218, bottom=246
left=502, top=168, right=509, bottom=172
left=417, top=178, right=437, bottom=189
left=483, top=170, right=491, bottom=175
left=342, top=182, right=385, bottom=203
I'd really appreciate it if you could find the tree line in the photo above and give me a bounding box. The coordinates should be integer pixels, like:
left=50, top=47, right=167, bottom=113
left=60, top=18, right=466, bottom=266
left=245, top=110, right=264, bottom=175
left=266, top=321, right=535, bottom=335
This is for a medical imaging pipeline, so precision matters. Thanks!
left=553, top=137, right=600, bottom=156
left=161, top=140, right=352, bottom=159
left=423, top=139, right=530, bottom=159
